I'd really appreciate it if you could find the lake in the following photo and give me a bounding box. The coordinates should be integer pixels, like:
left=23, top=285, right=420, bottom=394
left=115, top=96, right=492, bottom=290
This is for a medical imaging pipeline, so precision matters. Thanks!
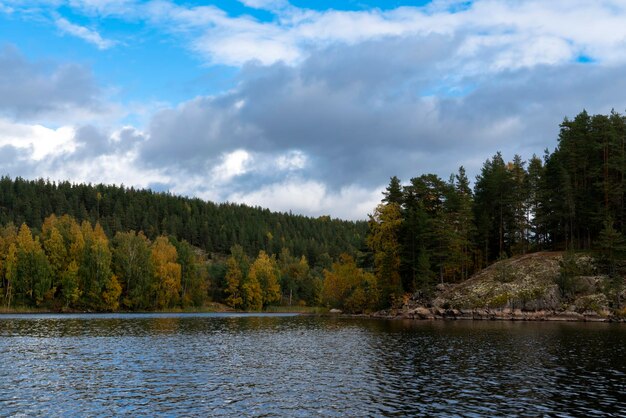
left=0, top=313, right=624, bottom=417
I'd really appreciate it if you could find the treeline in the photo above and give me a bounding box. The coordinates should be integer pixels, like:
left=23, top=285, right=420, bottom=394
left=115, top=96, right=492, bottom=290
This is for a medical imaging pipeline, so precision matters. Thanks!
left=366, top=110, right=626, bottom=306
left=0, top=177, right=367, bottom=264
left=0, top=213, right=349, bottom=311
left=0, top=214, right=211, bottom=310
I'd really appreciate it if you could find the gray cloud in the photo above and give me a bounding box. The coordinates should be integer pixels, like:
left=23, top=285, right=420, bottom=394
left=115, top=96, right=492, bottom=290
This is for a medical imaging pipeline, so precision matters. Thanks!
left=0, top=45, right=102, bottom=120
left=6, top=8, right=626, bottom=219
left=134, top=34, right=626, bottom=200
left=0, top=145, right=32, bottom=174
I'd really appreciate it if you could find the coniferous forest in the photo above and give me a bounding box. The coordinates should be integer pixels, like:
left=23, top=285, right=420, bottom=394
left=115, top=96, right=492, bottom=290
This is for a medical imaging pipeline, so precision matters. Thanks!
left=1, top=110, right=625, bottom=313
left=363, top=110, right=626, bottom=312
left=0, top=179, right=366, bottom=311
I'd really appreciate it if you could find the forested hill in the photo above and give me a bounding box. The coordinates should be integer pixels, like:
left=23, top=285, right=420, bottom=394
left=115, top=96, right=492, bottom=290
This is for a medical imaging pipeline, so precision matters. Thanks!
left=0, top=177, right=367, bottom=263
left=357, top=110, right=626, bottom=314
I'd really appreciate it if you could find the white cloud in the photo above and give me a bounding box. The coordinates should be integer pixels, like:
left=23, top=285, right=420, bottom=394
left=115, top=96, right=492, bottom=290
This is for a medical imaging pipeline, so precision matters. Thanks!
left=228, top=179, right=383, bottom=220
left=51, top=150, right=169, bottom=187
left=0, top=117, right=76, bottom=160
left=7, top=0, right=626, bottom=221
left=55, top=17, right=115, bottom=50
left=210, top=149, right=252, bottom=182
left=238, top=0, right=289, bottom=11
left=147, top=0, right=626, bottom=69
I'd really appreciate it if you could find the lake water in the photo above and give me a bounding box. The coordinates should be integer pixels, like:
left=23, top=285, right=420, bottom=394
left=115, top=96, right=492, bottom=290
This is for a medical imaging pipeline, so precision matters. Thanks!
left=0, top=314, right=624, bottom=417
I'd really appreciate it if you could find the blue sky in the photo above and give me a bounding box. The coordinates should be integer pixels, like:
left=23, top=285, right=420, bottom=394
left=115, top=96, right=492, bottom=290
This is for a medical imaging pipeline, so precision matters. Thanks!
left=1, top=0, right=625, bottom=219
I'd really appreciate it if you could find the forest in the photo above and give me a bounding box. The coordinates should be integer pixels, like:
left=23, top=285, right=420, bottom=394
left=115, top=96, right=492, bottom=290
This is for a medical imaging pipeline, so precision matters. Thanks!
left=0, top=176, right=367, bottom=265
left=1, top=110, right=625, bottom=313
left=0, top=183, right=368, bottom=311
left=0, top=213, right=339, bottom=311
left=361, top=110, right=626, bottom=311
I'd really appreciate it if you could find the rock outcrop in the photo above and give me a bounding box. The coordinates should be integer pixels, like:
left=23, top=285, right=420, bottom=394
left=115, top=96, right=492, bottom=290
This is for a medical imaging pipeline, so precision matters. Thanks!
left=372, top=252, right=625, bottom=322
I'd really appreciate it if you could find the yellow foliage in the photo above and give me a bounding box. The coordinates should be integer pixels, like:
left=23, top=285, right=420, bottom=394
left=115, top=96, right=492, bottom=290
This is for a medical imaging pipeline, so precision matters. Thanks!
left=321, top=254, right=379, bottom=313
left=224, top=256, right=243, bottom=309
left=44, top=227, right=67, bottom=278
left=16, top=223, right=35, bottom=253
left=151, top=236, right=182, bottom=309
left=241, top=275, right=263, bottom=311
left=367, top=203, right=403, bottom=304
left=248, top=250, right=281, bottom=306
left=102, top=275, right=122, bottom=311
left=69, top=222, right=85, bottom=264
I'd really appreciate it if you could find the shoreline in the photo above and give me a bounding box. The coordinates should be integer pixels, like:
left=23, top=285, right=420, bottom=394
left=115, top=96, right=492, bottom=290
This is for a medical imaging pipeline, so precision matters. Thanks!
left=0, top=305, right=324, bottom=316
left=365, top=306, right=626, bottom=323
left=2, top=306, right=624, bottom=322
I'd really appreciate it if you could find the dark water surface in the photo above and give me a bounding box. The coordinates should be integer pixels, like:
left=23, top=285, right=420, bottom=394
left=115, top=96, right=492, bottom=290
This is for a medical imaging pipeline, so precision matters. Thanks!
left=0, top=314, right=624, bottom=417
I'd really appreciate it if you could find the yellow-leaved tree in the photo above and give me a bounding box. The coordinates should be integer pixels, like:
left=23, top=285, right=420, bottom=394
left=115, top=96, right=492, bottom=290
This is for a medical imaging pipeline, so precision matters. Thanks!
left=241, top=274, right=263, bottom=311
left=16, top=223, right=52, bottom=305
left=321, top=254, right=379, bottom=314
left=367, top=203, right=403, bottom=307
left=248, top=250, right=281, bottom=307
left=44, top=227, right=67, bottom=290
left=224, top=256, right=243, bottom=309
left=151, top=236, right=182, bottom=309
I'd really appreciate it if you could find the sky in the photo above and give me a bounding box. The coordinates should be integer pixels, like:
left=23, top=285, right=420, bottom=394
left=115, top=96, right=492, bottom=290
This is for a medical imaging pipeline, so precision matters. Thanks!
left=1, top=0, right=626, bottom=220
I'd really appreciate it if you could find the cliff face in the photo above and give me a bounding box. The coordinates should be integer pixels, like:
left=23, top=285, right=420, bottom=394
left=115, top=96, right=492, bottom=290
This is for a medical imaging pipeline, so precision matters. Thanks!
left=378, top=252, right=626, bottom=321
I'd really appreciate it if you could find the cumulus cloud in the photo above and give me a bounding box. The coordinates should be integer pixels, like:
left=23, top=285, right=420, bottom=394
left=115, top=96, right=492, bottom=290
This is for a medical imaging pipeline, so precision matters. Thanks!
left=5, top=1, right=626, bottom=220
left=129, top=34, right=626, bottom=220
left=0, top=117, right=75, bottom=160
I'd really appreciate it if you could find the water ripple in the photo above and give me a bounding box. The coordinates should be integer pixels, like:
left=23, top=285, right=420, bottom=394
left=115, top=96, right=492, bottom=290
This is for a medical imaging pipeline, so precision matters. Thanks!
left=1, top=314, right=625, bottom=416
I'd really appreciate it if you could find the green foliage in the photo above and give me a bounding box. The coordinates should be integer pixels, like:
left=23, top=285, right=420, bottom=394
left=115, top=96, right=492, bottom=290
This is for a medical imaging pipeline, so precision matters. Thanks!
left=556, top=251, right=583, bottom=300
left=595, top=217, right=626, bottom=277
left=495, top=253, right=513, bottom=283
left=241, top=274, right=263, bottom=311
left=369, top=109, right=626, bottom=317
left=0, top=176, right=367, bottom=265
left=112, top=231, right=153, bottom=309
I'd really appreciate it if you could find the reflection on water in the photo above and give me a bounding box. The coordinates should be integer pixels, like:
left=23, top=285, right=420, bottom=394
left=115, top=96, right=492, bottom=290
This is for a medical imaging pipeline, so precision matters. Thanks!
left=1, top=314, right=624, bottom=416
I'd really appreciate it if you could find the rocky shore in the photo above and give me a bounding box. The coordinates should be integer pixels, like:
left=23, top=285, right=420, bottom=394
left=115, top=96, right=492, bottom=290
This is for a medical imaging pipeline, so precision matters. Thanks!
left=365, top=252, right=626, bottom=323
left=369, top=306, right=624, bottom=322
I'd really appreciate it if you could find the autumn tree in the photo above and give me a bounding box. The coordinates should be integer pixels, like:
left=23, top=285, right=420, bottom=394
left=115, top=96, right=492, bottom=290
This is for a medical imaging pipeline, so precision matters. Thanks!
left=321, top=254, right=379, bottom=313
left=367, top=203, right=403, bottom=307
left=224, top=256, right=244, bottom=309
left=248, top=250, right=281, bottom=307
left=15, top=223, right=52, bottom=305
left=151, top=236, right=182, bottom=309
